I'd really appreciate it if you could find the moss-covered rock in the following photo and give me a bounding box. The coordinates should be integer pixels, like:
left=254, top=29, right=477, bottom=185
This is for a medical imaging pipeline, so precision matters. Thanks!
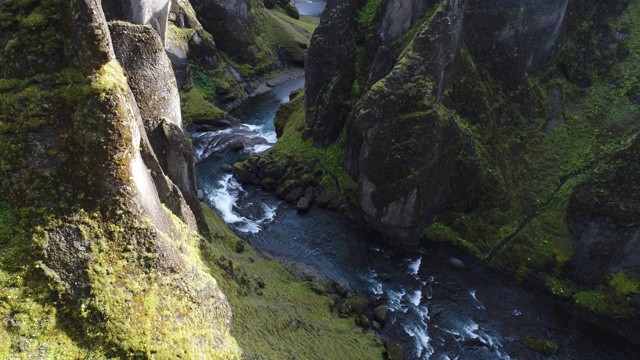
left=191, top=0, right=311, bottom=78
left=0, top=0, right=240, bottom=357
left=519, top=338, right=559, bottom=356
left=280, top=0, right=300, bottom=19
left=373, top=304, right=387, bottom=323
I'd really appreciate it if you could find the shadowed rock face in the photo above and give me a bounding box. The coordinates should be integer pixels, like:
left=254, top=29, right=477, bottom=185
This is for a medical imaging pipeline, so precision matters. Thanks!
left=344, top=3, right=467, bottom=242
left=308, top=0, right=632, bottom=240
left=567, top=134, right=640, bottom=282
left=191, top=0, right=258, bottom=64
left=304, top=0, right=359, bottom=147
left=379, top=0, right=431, bottom=42
left=305, top=0, right=640, bottom=334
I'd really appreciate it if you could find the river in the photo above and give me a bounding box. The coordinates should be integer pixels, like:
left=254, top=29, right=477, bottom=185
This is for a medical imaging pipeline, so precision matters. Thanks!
left=190, top=76, right=640, bottom=359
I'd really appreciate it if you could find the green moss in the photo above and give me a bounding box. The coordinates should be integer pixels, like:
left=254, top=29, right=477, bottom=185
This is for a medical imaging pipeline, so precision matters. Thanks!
left=519, top=338, right=559, bottom=356
left=0, top=191, right=86, bottom=357
left=421, top=221, right=483, bottom=259
left=609, top=271, right=640, bottom=296
left=490, top=178, right=579, bottom=280
left=77, top=207, right=241, bottom=358
left=201, top=205, right=385, bottom=359
left=180, top=86, right=227, bottom=125
left=167, top=23, right=194, bottom=45
left=545, top=276, right=574, bottom=298
left=20, top=5, right=48, bottom=28
left=567, top=270, right=640, bottom=318
left=92, top=60, right=128, bottom=97
left=357, top=0, right=381, bottom=28
left=268, top=91, right=356, bottom=198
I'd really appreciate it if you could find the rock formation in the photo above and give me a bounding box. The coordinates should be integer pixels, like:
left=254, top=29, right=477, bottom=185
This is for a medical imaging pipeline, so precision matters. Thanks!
left=300, top=0, right=640, bottom=338
left=103, top=0, right=172, bottom=45
left=0, top=0, right=240, bottom=357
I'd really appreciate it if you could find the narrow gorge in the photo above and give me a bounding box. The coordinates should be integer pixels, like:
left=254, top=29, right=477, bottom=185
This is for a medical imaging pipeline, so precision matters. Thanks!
left=1, top=0, right=639, bottom=359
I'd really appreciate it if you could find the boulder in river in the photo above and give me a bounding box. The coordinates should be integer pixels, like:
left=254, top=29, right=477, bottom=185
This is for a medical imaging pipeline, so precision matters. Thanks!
left=285, top=187, right=305, bottom=203
left=373, top=305, right=387, bottom=324
left=233, top=162, right=257, bottom=184
left=297, top=196, right=311, bottom=212
left=385, top=342, right=404, bottom=360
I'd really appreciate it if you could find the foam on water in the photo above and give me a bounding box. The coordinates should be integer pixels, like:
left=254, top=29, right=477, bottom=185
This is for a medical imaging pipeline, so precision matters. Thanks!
left=407, top=256, right=422, bottom=277
left=209, top=174, right=277, bottom=233
left=408, top=289, right=422, bottom=307
left=386, top=287, right=406, bottom=312
left=404, top=321, right=434, bottom=359
left=247, top=144, right=273, bottom=154
left=469, top=289, right=486, bottom=310
left=246, top=124, right=272, bottom=138
left=210, top=175, right=248, bottom=222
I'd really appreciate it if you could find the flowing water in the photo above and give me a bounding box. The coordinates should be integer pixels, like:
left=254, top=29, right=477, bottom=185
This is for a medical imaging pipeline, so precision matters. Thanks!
left=191, top=77, right=640, bottom=359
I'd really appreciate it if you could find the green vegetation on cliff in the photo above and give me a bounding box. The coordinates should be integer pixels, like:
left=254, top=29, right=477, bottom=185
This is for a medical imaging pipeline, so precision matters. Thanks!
left=1, top=0, right=243, bottom=357
left=303, top=0, right=640, bottom=327
left=269, top=90, right=356, bottom=198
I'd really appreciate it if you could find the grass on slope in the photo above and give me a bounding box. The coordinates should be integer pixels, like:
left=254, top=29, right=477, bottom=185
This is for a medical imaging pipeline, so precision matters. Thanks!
left=270, top=8, right=320, bottom=34
left=201, top=205, right=384, bottom=359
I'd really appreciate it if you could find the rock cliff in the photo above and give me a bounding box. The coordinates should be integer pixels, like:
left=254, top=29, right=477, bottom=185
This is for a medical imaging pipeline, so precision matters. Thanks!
left=0, top=0, right=240, bottom=357
left=162, top=0, right=316, bottom=125
left=302, top=0, right=640, bottom=338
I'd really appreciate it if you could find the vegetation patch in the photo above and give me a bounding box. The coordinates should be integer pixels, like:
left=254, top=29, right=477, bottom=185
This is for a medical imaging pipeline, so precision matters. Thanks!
left=519, top=338, right=559, bottom=356
left=180, top=85, right=228, bottom=125
left=268, top=91, right=356, bottom=198
left=357, top=0, right=381, bottom=29
left=270, top=8, right=319, bottom=34
left=201, top=205, right=385, bottom=359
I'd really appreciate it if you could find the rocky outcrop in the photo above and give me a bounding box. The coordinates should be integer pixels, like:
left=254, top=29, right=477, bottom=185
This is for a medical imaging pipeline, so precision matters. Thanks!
left=0, top=0, right=240, bottom=357
left=109, top=22, right=182, bottom=128
left=109, top=21, right=209, bottom=234
left=567, top=134, right=640, bottom=283
left=102, top=0, right=171, bottom=45
left=304, top=0, right=358, bottom=147
left=344, top=1, right=467, bottom=241
left=308, top=0, right=635, bottom=239
left=191, top=0, right=307, bottom=76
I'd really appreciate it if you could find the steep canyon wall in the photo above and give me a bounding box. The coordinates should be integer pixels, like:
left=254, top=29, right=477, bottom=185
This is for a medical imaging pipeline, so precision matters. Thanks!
left=0, top=0, right=240, bottom=357
left=304, top=0, right=640, bottom=337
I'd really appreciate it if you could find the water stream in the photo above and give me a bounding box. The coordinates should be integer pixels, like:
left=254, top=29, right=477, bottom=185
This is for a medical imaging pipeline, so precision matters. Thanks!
left=191, top=76, right=640, bottom=359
